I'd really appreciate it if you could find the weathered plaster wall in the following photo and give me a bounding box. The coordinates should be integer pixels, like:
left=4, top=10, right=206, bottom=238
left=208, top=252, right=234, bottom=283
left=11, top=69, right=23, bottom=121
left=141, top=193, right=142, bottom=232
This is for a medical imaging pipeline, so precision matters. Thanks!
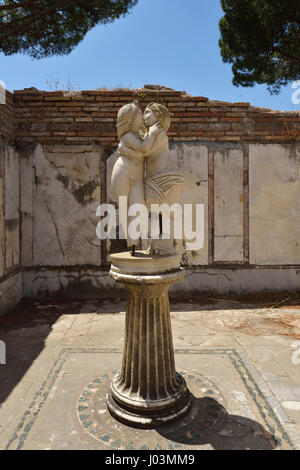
left=20, top=143, right=105, bottom=299
left=4, top=146, right=20, bottom=269
left=21, top=139, right=300, bottom=299
left=22, top=267, right=115, bottom=300
left=0, top=144, right=22, bottom=316
left=214, top=149, right=244, bottom=262
left=0, top=90, right=21, bottom=315
left=249, top=144, right=300, bottom=265
left=0, top=271, right=22, bottom=315
left=172, top=267, right=300, bottom=297
left=32, top=144, right=102, bottom=266
left=22, top=267, right=300, bottom=300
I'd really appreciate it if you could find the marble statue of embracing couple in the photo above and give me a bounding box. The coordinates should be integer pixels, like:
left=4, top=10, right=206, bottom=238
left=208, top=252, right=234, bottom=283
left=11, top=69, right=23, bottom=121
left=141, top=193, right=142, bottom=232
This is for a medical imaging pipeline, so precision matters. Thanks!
left=111, top=100, right=185, bottom=256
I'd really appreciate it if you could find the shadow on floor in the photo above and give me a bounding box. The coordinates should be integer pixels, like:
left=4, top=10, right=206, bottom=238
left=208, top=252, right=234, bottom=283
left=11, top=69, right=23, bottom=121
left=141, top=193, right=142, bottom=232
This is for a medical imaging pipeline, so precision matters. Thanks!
left=157, top=395, right=278, bottom=450
left=0, top=297, right=124, bottom=407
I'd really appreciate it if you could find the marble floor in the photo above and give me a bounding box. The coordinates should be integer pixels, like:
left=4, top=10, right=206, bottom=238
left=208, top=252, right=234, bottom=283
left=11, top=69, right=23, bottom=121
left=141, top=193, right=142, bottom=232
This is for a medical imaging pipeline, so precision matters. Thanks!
left=0, top=296, right=299, bottom=450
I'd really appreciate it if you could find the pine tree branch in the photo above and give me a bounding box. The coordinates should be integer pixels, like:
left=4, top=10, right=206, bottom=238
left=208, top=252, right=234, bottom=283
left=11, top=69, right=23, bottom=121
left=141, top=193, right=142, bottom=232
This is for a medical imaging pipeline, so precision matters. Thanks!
left=272, top=46, right=300, bottom=64
left=0, top=0, right=76, bottom=39
left=0, top=0, right=44, bottom=12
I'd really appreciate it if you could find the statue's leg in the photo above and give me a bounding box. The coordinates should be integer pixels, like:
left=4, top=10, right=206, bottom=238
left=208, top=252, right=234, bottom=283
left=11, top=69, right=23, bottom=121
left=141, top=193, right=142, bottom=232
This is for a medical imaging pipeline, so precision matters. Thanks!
left=128, top=180, right=147, bottom=251
left=111, top=167, right=131, bottom=243
left=129, top=179, right=145, bottom=207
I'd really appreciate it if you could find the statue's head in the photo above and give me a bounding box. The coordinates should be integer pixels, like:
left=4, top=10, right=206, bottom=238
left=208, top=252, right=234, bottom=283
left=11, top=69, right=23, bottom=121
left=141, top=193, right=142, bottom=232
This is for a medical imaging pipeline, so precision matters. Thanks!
left=117, top=100, right=143, bottom=139
left=144, top=102, right=171, bottom=132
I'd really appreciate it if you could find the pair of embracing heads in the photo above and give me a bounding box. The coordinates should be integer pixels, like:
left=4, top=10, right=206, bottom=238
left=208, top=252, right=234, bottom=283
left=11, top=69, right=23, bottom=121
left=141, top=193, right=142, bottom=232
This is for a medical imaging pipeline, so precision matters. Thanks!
left=111, top=100, right=171, bottom=211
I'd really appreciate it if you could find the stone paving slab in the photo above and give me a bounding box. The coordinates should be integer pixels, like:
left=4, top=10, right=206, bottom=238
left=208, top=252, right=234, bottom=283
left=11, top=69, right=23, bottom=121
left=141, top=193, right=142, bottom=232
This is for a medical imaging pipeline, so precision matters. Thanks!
left=0, top=298, right=299, bottom=450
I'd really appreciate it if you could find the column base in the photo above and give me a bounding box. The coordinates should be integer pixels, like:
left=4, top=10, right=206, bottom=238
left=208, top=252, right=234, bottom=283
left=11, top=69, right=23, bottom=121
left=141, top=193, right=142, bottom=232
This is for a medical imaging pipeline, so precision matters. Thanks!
left=106, top=384, right=192, bottom=429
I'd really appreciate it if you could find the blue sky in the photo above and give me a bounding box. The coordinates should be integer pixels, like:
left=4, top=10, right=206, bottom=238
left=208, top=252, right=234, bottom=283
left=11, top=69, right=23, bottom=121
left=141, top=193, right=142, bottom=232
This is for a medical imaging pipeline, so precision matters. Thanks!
left=0, top=0, right=298, bottom=111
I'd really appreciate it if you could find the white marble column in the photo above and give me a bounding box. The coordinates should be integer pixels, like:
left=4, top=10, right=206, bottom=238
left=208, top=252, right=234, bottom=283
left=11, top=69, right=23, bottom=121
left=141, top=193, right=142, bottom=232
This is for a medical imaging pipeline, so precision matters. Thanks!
left=106, top=253, right=191, bottom=428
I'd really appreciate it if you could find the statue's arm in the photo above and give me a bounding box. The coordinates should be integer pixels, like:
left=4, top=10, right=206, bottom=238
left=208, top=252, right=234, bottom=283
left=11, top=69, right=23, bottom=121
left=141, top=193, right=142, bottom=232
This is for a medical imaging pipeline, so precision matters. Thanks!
left=141, top=127, right=164, bottom=153
left=121, top=133, right=143, bottom=151
left=118, top=127, right=164, bottom=157
left=118, top=142, right=141, bottom=159
left=142, top=130, right=165, bottom=155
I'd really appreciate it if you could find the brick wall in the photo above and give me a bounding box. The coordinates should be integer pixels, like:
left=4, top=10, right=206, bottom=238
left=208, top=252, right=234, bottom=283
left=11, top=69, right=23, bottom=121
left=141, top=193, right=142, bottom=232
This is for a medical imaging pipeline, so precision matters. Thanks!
left=0, top=91, right=14, bottom=145
left=13, top=86, right=300, bottom=148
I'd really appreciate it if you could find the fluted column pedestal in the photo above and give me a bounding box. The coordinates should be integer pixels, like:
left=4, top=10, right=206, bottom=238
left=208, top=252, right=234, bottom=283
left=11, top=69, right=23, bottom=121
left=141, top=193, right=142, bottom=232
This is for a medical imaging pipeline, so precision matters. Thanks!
left=106, top=252, right=191, bottom=428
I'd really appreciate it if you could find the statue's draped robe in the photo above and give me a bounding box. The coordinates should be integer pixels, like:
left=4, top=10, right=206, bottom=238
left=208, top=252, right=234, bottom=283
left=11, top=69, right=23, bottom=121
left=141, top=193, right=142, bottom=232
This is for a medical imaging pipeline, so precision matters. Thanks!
left=145, top=172, right=185, bottom=209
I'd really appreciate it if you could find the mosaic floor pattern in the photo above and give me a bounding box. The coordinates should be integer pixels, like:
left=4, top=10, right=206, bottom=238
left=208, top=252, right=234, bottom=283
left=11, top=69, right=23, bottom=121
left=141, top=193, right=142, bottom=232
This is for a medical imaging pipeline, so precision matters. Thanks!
left=5, top=348, right=297, bottom=450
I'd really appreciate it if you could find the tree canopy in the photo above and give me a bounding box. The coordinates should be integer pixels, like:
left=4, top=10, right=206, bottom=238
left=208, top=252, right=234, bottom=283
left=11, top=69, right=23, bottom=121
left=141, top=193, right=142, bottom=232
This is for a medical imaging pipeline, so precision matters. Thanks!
left=219, top=0, right=300, bottom=93
left=0, top=0, right=137, bottom=58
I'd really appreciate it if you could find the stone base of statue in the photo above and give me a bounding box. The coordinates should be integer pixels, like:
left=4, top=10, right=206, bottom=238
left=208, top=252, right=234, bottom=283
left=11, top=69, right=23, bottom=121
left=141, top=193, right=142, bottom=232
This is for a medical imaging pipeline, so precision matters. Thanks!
left=106, top=251, right=191, bottom=428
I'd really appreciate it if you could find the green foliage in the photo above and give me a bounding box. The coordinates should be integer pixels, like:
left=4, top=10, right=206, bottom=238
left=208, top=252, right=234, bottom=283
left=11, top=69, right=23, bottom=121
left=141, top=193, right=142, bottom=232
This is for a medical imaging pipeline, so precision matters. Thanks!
left=137, top=92, right=146, bottom=100
left=0, top=0, right=137, bottom=58
left=219, top=0, right=300, bottom=93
